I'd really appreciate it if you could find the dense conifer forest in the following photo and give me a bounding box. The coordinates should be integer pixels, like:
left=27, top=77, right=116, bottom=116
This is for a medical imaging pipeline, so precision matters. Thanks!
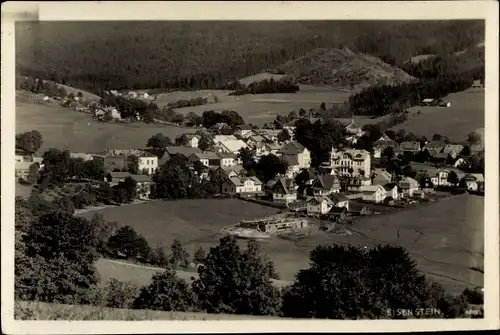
left=16, top=20, right=484, bottom=93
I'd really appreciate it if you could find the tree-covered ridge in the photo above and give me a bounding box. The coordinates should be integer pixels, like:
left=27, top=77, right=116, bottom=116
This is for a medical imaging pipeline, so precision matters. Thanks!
left=276, top=48, right=416, bottom=90
left=16, top=20, right=484, bottom=92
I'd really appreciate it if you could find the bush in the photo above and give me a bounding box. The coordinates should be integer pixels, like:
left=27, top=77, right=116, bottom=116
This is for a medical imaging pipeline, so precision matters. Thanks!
left=100, top=279, right=141, bottom=309
left=133, top=269, right=196, bottom=312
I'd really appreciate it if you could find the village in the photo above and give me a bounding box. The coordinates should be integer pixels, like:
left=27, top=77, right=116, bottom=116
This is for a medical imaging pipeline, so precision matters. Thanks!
left=15, top=87, right=485, bottom=240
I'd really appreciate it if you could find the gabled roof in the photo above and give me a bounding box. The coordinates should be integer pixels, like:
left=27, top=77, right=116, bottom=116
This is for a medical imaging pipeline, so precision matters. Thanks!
left=424, top=140, right=447, bottom=149
left=15, top=161, right=33, bottom=170
left=306, top=196, right=334, bottom=206
left=465, top=173, right=484, bottom=182
left=398, top=177, right=419, bottom=188
left=216, top=140, right=248, bottom=153
left=228, top=176, right=263, bottom=186
left=273, top=178, right=296, bottom=194
left=382, top=182, right=400, bottom=191
left=217, top=152, right=236, bottom=159
left=278, top=141, right=306, bottom=155
left=193, top=152, right=220, bottom=160
left=314, top=174, right=340, bottom=191
left=331, top=148, right=370, bottom=160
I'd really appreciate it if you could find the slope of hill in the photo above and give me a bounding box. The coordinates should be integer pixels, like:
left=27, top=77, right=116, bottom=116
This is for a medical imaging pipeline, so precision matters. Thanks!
left=15, top=301, right=276, bottom=320
left=15, top=21, right=484, bottom=92
left=277, top=48, right=416, bottom=90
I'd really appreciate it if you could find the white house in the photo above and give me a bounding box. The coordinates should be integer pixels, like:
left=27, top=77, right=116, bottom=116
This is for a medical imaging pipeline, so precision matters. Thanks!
left=329, top=193, right=350, bottom=210
left=430, top=169, right=465, bottom=187
left=329, top=148, right=371, bottom=177
left=184, top=134, right=201, bottom=148
left=137, top=151, right=159, bottom=175
left=218, top=152, right=236, bottom=167
left=361, top=185, right=387, bottom=203
left=278, top=141, right=311, bottom=169
left=70, top=152, right=94, bottom=161
left=222, top=176, right=263, bottom=194
left=464, top=173, right=484, bottom=191
left=383, top=183, right=401, bottom=200
left=306, top=196, right=334, bottom=215
left=398, top=176, right=420, bottom=197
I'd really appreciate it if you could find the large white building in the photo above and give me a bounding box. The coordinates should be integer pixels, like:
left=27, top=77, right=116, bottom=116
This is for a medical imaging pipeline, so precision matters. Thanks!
left=137, top=151, right=159, bottom=175
left=328, top=148, right=371, bottom=177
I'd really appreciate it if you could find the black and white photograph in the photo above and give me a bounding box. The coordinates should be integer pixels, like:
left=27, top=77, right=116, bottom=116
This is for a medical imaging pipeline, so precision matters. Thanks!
left=1, top=1, right=499, bottom=333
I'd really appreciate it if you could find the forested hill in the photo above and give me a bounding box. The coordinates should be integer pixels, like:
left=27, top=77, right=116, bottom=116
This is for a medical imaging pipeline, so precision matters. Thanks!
left=276, top=48, right=416, bottom=90
left=16, top=20, right=484, bottom=92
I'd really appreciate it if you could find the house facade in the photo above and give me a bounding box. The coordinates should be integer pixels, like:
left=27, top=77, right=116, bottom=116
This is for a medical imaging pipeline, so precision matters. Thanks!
left=15, top=161, right=32, bottom=180
left=184, top=134, right=201, bottom=148
left=464, top=173, right=484, bottom=191
left=222, top=176, right=263, bottom=194
left=306, top=196, right=334, bottom=215
left=400, top=141, right=421, bottom=153
left=106, top=172, right=152, bottom=199
left=361, top=185, right=387, bottom=203
left=311, top=175, right=341, bottom=196
left=92, top=153, right=126, bottom=173
left=272, top=178, right=297, bottom=203
left=278, top=142, right=311, bottom=169
left=398, top=176, right=420, bottom=197
left=137, top=151, right=159, bottom=175
left=329, top=148, right=371, bottom=177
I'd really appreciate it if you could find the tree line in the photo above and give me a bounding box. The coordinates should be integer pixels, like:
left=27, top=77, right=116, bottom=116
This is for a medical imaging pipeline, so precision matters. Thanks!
left=229, top=77, right=299, bottom=96
left=15, top=194, right=483, bottom=318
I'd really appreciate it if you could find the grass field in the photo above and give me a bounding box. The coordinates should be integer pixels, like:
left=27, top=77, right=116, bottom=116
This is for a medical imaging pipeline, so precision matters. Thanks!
left=393, top=88, right=484, bottom=141
left=16, top=101, right=188, bottom=152
left=80, top=196, right=483, bottom=295
left=159, top=85, right=352, bottom=126
left=15, top=301, right=276, bottom=320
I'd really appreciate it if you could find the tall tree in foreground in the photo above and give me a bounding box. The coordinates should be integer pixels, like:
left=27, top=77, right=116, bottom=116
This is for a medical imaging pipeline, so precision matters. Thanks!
left=16, top=211, right=100, bottom=304
left=169, top=239, right=191, bottom=269
left=192, top=236, right=281, bottom=316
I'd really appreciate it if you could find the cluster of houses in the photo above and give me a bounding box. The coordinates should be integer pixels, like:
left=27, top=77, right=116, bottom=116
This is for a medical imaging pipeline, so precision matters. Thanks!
left=15, top=116, right=485, bottom=217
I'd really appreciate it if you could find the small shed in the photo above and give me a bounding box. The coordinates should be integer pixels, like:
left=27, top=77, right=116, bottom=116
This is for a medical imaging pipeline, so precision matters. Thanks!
left=421, top=98, right=435, bottom=106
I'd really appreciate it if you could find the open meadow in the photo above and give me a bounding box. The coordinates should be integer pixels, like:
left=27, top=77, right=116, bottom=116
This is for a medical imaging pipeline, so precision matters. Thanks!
left=16, top=101, right=188, bottom=152
left=81, top=195, right=483, bottom=295
left=157, top=85, right=352, bottom=126
left=392, top=88, right=484, bottom=141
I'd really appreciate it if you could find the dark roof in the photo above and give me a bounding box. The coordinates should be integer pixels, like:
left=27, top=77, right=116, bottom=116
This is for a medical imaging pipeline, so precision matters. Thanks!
left=166, top=146, right=202, bottom=156
left=329, top=193, right=348, bottom=203
left=273, top=178, right=296, bottom=194
left=400, top=141, right=420, bottom=150
left=278, top=142, right=306, bottom=155
left=315, top=174, right=340, bottom=191
left=383, top=182, right=399, bottom=191
left=328, top=207, right=347, bottom=214
left=283, top=155, right=300, bottom=166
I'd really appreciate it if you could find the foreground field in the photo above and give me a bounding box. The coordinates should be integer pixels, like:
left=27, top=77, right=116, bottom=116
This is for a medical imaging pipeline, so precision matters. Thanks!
left=162, top=85, right=352, bottom=126
left=15, top=301, right=276, bottom=320
left=81, top=196, right=483, bottom=295
left=392, top=88, right=484, bottom=141
left=16, top=102, right=187, bottom=152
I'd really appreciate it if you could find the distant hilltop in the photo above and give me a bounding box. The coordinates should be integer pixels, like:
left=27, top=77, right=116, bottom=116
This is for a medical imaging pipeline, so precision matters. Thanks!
left=276, top=48, right=416, bottom=91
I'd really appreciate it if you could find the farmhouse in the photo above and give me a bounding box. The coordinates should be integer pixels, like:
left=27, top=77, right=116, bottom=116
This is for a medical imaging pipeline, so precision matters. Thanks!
left=329, top=148, right=371, bottom=177
left=218, top=152, right=237, bottom=167
left=342, top=176, right=372, bottom=192
left=311, top=174, right=341, bottom=196
left=326, top=206, right=348, bottom=223
left=189, top=152, right=220, bottom=167
left=383, top=183, right=401, bottom=201
left=329, top=193, right=350, bottom=210
left=278, top=141, right=311, bottom=169
left=215, top=139, right=248, bottom=155
left=361, top=185, right=387, bottom=203
left=464, top=173, right=484, bottom=191
left=398, top=176, right=420, bottom=197
left=184, top=134, right=201, bottom=148
left=272, top=178, right=297, bottom=203
left=222, top=176, right=263, bottom=195
left=306, top=196, right=334, bottom=215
